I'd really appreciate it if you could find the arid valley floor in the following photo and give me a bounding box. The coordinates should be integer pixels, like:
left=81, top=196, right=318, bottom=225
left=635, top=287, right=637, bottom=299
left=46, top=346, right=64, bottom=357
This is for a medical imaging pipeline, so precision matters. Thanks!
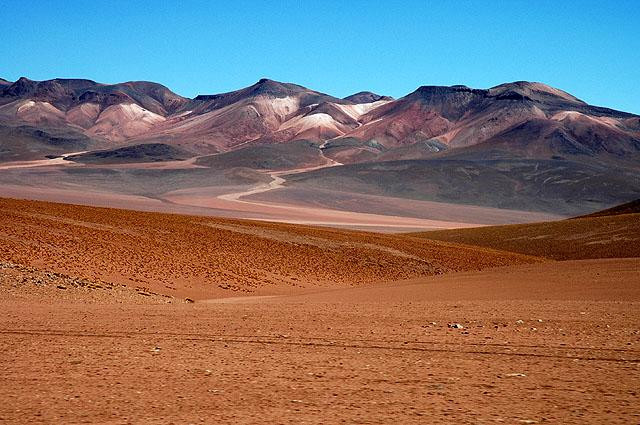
left=1, top=198, right=638, bottom=424
left=2, top=4, right=640, bottom=423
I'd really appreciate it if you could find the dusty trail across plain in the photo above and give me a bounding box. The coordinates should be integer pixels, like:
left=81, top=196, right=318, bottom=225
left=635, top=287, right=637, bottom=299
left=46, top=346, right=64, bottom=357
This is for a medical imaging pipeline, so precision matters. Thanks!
left=0, top=151, right=88, bottom=170
left=0, top=151, right=558, bottom=231
left=170, top=158, right=490, bottom=230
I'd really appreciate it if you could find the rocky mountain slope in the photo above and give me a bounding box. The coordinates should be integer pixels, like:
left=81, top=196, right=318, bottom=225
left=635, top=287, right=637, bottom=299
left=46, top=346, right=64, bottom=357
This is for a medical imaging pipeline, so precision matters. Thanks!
left=3, top=76, right=637, bottom=161
left=1, top=76, right=639, bottom=215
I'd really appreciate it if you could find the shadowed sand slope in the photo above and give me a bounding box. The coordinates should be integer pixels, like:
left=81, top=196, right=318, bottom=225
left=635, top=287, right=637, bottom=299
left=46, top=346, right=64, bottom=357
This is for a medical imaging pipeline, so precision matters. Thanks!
left=578, top=198, right=640, bottom=218
left=409, top=213, right=640, bottom=260
left=0, top=197, right=539, bottom=299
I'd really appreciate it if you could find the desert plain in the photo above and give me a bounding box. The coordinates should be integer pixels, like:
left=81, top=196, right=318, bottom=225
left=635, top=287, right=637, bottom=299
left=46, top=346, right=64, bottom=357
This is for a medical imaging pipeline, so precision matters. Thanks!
left=2, top=7, right=640, bottom=424
left=0, top=197, right=638, bottom=424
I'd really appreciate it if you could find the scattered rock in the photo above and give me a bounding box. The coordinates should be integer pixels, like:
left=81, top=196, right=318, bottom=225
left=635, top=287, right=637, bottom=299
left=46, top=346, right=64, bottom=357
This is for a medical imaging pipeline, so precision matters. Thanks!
left=185, top=298, right=195, bottom=303
left=515, top=320, right=524, bottom=325
left=56, top=285, right=67, bottom=290
left=448, top=323, right=464, bottom=329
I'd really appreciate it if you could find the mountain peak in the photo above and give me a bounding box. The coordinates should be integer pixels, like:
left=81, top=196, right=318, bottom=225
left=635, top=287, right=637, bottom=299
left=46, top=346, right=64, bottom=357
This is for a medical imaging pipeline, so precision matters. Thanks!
left=3, top=76, right=39, bottom=96
left=249, top=78, right=307, bottom=95
left=413, top=85, right=486, bottom=95
left=489, top=81, right=586, bottom=104
left=344, top=91, right=393, bottom=103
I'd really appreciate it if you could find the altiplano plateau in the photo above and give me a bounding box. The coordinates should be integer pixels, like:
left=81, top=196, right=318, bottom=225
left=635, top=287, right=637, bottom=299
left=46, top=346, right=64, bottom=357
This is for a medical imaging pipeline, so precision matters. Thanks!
left=2, top=5, right=640, bottom=422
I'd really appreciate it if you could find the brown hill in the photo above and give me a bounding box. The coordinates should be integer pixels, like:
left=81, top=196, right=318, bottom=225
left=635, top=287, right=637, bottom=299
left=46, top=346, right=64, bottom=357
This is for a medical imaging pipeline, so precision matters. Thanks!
left=65, top=143, right=191, bottom=164
left=576, top=199, right=640, bottom=218
left=0, top=197, right=539, bottom=299
left=408, top=212, right=640, bottom=260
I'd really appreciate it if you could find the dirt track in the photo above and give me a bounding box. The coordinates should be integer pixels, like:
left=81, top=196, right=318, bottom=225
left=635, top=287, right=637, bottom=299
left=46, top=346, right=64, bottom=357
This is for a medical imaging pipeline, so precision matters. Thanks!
left=1, top=259, right=639, bottom=424
left=0, top=153, right=560, bottom=231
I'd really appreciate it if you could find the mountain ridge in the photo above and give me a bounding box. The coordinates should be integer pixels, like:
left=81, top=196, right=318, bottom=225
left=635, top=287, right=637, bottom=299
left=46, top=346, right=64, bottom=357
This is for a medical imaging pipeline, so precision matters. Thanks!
left=1, top=75, right=639, bottom=216
left=1, top=76, right=637, bottom=160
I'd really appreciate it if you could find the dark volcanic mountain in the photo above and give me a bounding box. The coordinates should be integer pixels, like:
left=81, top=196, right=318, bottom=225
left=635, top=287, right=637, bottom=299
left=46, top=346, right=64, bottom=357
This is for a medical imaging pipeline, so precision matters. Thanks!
left=343, top=91, right=393, bottom=103
left=1, top=76, right=638, bottom=214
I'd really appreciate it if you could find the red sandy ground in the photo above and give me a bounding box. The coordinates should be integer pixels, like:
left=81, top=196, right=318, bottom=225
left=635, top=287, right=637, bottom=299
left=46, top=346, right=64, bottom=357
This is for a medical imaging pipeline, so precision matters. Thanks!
left=1, top=259, right=638, bottom=424
left=0, top=198, right=638, bottom=424
left=411, top=213, right=640, bottom=260
left=0, top=197, right=538, bottom=299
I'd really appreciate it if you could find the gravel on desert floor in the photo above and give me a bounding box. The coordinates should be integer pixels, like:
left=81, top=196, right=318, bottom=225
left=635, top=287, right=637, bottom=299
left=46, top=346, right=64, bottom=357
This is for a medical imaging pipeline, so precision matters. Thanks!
left=1, top=258, right=638, bottom=424
left=0, top=197, right=539, bottom=298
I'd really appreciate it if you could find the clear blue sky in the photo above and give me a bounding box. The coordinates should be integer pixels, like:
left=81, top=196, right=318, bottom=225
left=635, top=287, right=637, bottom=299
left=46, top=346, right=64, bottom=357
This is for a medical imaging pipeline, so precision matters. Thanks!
left=1, top=0, right=638, bottom=113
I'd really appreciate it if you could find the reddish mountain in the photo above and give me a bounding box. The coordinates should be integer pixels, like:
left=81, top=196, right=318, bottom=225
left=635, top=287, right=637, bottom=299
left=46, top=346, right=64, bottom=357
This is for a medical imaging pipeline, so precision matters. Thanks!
left=0, top=76, right=639, bottom=215
left=343, top=91, right=393, bottom=103
left=2, top=76, right=637, bottom=161
left=322, top=82, right=639, bottom=163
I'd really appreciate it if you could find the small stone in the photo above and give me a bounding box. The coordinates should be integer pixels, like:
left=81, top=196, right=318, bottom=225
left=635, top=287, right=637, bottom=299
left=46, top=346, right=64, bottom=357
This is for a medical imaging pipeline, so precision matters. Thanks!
left=57, top=285, right=67, bottom=290
left=515, top=320, right=524, bottom=325
left=185, top=298, right=194, bottom=303
left=448, top=323, right=464, bottom=329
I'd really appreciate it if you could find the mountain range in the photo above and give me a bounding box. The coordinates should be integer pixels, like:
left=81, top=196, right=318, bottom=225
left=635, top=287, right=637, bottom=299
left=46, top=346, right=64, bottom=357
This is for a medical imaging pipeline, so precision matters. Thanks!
left=1, top=76, right=639, bottom=217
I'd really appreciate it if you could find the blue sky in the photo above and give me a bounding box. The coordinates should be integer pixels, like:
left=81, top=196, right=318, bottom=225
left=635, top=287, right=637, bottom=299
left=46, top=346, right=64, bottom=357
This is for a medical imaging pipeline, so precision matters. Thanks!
left=1, top=1, right=638, bottom=113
